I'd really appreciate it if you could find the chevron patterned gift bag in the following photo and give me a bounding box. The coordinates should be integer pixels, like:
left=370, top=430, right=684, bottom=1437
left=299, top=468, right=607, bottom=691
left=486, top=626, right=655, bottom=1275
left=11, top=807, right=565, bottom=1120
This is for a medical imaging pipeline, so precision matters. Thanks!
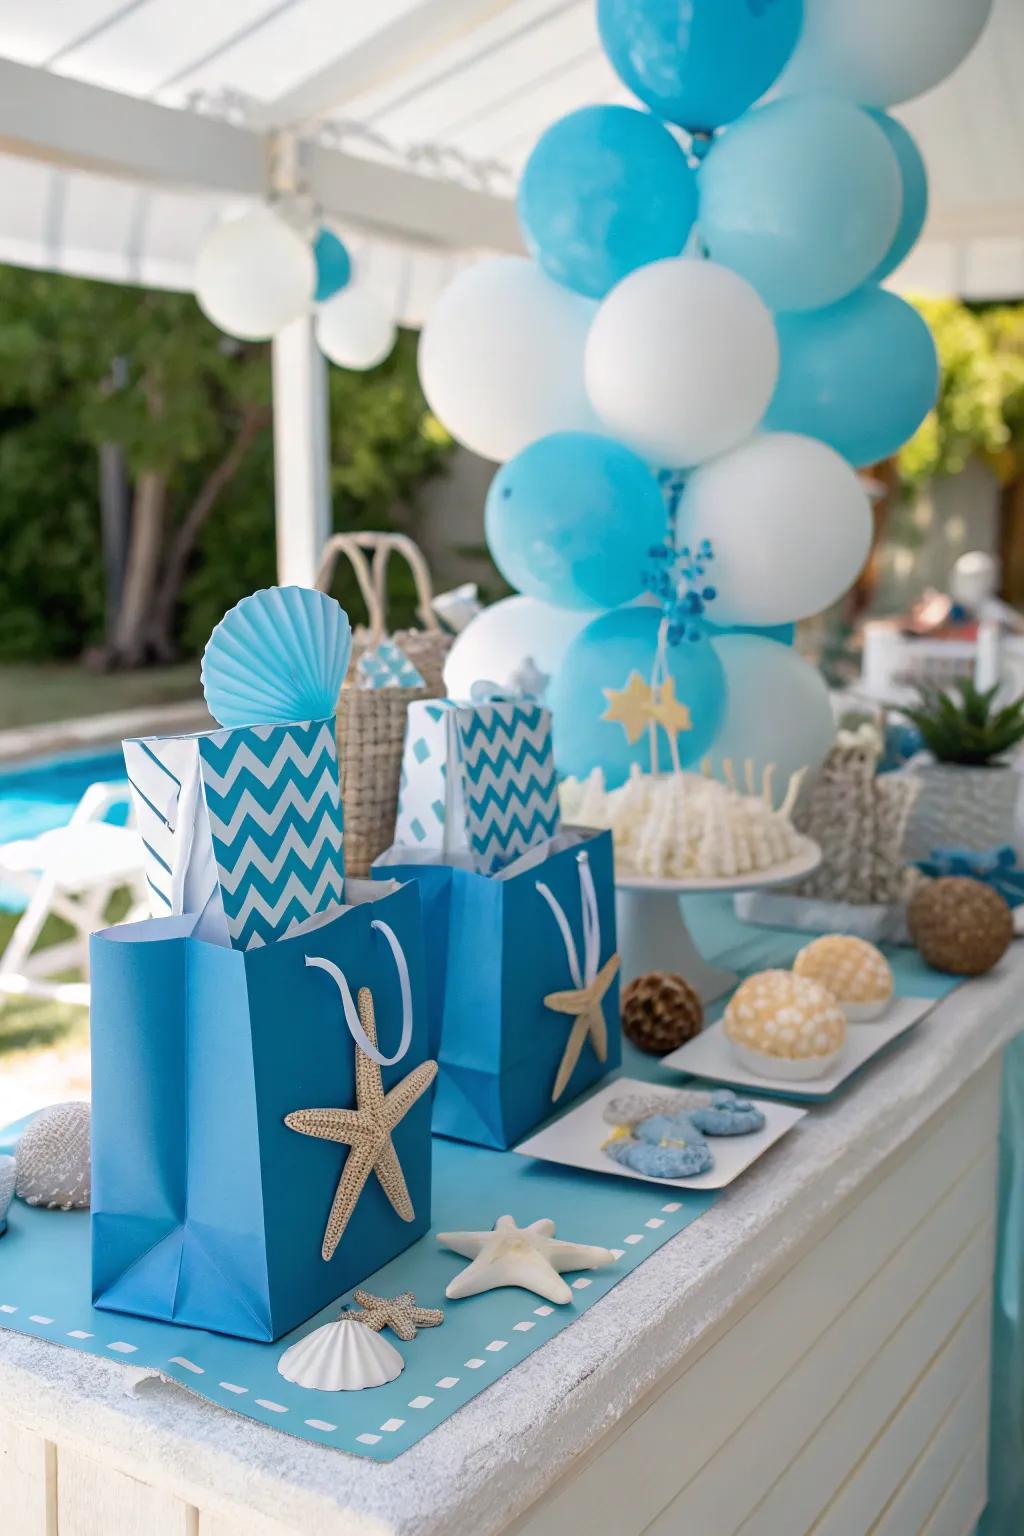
left=394, top=688, right=560, bottom=875
left=123, top=587, right=353, bottom=950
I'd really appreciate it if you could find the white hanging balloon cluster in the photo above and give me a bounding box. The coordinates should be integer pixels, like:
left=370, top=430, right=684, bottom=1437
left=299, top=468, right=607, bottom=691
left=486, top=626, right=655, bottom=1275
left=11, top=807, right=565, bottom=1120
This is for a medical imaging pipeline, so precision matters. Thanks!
left=429, top=0, right=991, bottom=786
left=194, top=206, right=397, bottom=370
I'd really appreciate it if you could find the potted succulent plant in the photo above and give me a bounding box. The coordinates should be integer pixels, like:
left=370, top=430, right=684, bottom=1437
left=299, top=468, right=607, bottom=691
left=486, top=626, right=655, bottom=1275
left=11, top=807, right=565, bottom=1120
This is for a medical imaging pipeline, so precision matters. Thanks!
left=898, top=679, right=1024, bottom=860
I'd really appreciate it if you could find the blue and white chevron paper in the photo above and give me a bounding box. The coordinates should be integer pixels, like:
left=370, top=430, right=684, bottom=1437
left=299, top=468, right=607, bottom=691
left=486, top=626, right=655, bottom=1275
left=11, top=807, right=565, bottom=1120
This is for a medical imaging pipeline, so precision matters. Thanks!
left=394, top=699, right=559, bottom=874
left=124, top=718, right=345, bottom=951
left=356, top=639, right=426, bottom=691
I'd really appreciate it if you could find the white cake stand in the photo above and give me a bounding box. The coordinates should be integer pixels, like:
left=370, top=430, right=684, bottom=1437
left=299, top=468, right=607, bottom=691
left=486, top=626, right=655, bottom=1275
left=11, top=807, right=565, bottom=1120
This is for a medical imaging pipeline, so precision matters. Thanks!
left=615, top=837, right=822, bottom=1004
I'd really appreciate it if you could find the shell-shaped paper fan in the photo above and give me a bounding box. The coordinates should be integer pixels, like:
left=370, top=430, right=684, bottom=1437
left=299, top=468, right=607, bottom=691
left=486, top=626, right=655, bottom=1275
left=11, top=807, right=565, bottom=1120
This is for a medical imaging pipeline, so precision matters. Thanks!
left=201, top=586, right=351, bottom=728
left=0, top=1155, right=15, bottom=1234
left=277, top=1314, right=404, bottom=1392
left=15, top=1101, right=91, bottom=1210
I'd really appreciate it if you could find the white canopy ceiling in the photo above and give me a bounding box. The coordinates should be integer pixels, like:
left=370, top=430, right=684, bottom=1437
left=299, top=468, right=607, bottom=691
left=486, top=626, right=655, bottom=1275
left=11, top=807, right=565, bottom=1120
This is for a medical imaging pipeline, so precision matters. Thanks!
left=0, top=0, right=1021, bottom=313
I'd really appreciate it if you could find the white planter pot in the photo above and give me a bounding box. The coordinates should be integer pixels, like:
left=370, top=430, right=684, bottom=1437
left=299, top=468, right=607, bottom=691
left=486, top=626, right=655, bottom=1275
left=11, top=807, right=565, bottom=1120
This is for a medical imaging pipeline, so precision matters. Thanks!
left=901, top=761, right=1021, bottom=862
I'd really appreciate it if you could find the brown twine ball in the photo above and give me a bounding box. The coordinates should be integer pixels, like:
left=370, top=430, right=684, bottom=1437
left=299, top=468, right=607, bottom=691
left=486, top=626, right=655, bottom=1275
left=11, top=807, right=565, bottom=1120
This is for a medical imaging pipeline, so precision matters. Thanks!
left=621, top=971, right=703, bottom=1055
left=908, top=876, right=1013, bottom=976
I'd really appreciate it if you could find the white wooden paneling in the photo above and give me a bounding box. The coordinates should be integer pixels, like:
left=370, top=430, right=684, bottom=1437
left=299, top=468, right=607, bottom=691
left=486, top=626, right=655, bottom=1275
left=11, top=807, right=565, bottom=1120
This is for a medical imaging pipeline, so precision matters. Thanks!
left=871, top=1369, right=989, bottom=1536
left=920, top=1438, right=988, bottom=1536
left=645, top=1221, right=993, bottom=1536
left=811, top=1319, right=989, bottom=1536
left=55, top=1446, right=197, bottom=1536
left=0, top=1417, right=54, bottom=1536
left=516, top=1067, right=999, bottom=1536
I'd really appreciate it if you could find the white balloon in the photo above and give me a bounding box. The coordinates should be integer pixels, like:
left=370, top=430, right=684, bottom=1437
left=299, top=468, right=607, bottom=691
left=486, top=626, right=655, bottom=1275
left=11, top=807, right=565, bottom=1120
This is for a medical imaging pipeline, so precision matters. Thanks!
left=418, top=257, right=598, bottom=463
left=708, top=635, right=836, bottom=784
left=677, top=433, right=873, bottom=626
left=584, top=259, right=779, bottom=467
left=195, top=209, right=314, bottom=341
left=776, top=0, right=993, bottom=108
left=443, top=595, right=598, bottom=702
left=316, top=287, right=396, bottom=370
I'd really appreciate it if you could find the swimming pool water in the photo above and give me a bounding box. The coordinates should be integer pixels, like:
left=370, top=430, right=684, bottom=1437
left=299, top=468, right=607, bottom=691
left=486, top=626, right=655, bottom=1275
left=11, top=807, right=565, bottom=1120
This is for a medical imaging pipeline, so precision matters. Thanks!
left=0, top=745, right=129, bottom=911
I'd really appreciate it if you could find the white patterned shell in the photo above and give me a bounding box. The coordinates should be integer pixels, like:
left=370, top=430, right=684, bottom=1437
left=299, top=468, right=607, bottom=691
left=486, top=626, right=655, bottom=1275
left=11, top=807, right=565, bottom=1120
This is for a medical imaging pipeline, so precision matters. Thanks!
left=15, top=1102, right=91, bottom=1210
left=277, top=1315, right=405, bottom=1392
left=201, top=586, right=352, bottom=728
left=0, top=1155, right=15, bottom=1231
left=793, top=935, right=893, bottom=1020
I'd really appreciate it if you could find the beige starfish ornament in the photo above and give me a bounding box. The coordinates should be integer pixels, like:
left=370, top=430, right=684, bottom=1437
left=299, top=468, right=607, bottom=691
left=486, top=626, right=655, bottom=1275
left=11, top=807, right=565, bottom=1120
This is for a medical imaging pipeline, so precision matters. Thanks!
left=438, top=1215, right=615, bottom=1305
left=351, top=1289, right=444, bottom=1341
left=285, top=986, right=438, bottom=1262
left=601, top=672, right=655, bottom=744
left=545, top=952, right=620, bottom=1101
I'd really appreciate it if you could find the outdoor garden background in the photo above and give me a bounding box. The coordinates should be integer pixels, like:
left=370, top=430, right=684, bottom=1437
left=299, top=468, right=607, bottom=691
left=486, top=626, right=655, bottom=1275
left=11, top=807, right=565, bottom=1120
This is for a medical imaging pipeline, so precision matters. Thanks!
left=1, top=264, right=1024, bottom=1113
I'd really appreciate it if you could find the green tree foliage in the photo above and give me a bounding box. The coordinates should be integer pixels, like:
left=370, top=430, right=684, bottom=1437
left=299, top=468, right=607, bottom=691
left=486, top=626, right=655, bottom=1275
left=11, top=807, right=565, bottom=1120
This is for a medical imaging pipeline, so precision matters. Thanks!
left=0, top=265, right=452, bottom=663
left=899, top=298, right=1024, bottom=492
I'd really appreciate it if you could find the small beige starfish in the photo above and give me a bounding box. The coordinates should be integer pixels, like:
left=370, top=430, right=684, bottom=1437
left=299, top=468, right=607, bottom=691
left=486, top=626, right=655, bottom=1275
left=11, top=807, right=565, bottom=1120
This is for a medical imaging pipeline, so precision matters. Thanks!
left=351, top=1288, right=444, bottom=1341
left=285, top=986, right=438, bottom=1262
left=438, top=1215, right=615, bottom=1305
left=544, top=952, right=620, bottom=1101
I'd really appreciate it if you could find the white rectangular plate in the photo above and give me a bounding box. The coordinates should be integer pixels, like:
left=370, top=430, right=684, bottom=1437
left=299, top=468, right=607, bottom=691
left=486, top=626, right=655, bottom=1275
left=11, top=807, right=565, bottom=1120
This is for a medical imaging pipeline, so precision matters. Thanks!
left=514, top=1076, right=806, bottom=1191
left=660, top=994, right=937, bottom=1100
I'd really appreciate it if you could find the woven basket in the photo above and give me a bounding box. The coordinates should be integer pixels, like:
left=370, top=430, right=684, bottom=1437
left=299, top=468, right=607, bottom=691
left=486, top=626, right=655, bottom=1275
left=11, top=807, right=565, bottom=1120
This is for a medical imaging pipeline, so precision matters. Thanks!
left=316, top=532, right=451, bottom=877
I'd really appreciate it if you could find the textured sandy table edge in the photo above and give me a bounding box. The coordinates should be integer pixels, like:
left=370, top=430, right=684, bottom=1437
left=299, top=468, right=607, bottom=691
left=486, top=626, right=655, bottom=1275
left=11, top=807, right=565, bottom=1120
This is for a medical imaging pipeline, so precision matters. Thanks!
left=0, top=954, right=1020, bottom=1536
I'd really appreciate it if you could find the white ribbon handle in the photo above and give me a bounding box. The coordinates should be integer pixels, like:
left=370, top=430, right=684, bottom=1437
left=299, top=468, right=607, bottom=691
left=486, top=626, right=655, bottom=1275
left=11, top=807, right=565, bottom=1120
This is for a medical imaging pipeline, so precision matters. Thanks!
left=305, top=919, right=413, bottom=1067
left=536, top=850, right=601, bottom=991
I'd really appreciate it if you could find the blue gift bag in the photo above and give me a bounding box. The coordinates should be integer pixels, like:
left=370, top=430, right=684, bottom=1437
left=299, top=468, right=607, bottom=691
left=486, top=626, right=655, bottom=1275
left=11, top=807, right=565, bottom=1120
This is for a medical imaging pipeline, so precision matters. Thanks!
left=377, top=831, right=620, bottom=1149
left=89, top=880, right=434, bottom=1342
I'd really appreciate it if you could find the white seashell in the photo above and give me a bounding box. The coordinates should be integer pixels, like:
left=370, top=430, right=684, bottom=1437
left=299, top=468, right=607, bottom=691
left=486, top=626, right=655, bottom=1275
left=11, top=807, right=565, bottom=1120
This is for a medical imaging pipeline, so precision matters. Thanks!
left=277, top=1315, right=405, bottom=1392
left=15, top=1102, right=90, bottom=1210
left=0, top=1156, right=15, bottom=1233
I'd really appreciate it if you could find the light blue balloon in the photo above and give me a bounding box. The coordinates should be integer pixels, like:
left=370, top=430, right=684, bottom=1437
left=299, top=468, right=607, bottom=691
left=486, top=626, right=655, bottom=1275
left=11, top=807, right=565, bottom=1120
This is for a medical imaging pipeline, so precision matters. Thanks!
left=598, top=0, right=803, bottom=132
left=518, top=106, right=698, bottom=299
left=313, top=228, right=351, bottom=303
left=550, top=606, right=726, bottom=788
left=486, top=433, right=668, bottom=611
left=866, top=112, right=929, bottom=282
left=698, top=97, right=902, bottom=311
left=765, top=286, right=939, bottom=467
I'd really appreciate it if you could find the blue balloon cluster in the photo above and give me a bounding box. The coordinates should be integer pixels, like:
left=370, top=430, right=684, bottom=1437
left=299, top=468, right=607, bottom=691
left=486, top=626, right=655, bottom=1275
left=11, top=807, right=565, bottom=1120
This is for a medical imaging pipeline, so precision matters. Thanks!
left=485, top=432, right=668, bottom=610
left=519, top=106, right=697, bottom=299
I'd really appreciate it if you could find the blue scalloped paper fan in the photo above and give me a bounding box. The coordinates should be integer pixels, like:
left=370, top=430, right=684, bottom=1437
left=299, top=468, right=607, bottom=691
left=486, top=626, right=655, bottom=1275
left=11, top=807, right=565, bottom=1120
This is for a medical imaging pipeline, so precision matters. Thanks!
left=201, top=586, right=351, bottom=728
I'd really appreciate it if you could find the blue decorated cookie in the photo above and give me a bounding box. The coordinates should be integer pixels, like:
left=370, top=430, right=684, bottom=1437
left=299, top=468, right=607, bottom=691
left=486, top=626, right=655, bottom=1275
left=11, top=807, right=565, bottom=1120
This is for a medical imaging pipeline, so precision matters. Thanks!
left=606, top=1133, right=713, bottom=1180
left=689, top=1090, right=765, bottom=1137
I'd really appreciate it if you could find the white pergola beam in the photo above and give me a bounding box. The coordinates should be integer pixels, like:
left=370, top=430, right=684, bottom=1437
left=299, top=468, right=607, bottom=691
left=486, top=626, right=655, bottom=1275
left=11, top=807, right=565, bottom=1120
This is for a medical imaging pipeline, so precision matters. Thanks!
left=0, top=57, right=264, bottom=196
left=248, top=0, right=523, bottom=130
left=0, top=56, right=521, bottom=253
left=272, top=315, right=332, bottom=588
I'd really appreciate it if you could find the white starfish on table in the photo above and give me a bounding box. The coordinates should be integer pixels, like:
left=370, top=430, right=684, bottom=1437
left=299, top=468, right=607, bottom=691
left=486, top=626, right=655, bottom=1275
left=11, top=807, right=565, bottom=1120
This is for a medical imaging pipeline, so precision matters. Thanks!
left=437, top=1215, right=616, bottom=1305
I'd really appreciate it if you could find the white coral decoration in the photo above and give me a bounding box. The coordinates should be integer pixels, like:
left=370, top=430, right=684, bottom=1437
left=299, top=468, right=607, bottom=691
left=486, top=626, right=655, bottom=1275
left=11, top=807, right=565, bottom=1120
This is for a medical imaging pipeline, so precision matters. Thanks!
left=560, top=762, right=805, bottom=881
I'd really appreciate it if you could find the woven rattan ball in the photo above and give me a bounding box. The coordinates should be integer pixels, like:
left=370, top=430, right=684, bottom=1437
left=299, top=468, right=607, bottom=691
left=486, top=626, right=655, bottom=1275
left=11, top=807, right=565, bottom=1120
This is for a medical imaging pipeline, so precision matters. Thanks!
left=908, top=877, right=1013, bottom=976
left=621, top=972, right=703, bottom=1055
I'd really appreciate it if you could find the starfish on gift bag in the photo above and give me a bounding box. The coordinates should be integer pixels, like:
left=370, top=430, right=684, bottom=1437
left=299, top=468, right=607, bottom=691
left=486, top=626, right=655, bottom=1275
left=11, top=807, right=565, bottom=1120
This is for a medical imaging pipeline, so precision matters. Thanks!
left=438, top=1215, right=615, bottom=1304
left=285, top=986, right=437, bottom=1262
left=351, top=1288, right=444, bottom=1341
left=545, top=952, right=620, bottom=1102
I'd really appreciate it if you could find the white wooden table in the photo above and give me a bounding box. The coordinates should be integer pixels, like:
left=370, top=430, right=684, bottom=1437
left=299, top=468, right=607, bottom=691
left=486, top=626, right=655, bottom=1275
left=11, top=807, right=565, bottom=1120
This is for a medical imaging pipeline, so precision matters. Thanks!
left=1, top=953, right=1019, bottom=1536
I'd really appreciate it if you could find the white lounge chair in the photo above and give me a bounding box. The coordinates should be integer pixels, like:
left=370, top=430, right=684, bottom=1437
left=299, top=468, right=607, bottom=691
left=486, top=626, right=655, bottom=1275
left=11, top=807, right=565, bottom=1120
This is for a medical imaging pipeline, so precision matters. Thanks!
left=0, top=781, right=147, bottom=1006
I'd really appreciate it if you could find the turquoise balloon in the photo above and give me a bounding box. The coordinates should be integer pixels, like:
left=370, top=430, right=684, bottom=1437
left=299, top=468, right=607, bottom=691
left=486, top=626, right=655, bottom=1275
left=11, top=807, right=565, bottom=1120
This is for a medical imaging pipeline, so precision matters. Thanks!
left=698, top=98, right=902, bottom=311
left=598, top=0, right=803, bottom=132
left=518, top=106, right=698, bottom=299
left=866, top=112, right=929, bottom=282
left=313, top=228, right=351, bottom=303
left=710, top=621, right=796, bottom=647
left=765, top=286, right=939, bottom=467
left=485, top=432, right=668, bottom=611
left=550, top=606, right=726, bottom=788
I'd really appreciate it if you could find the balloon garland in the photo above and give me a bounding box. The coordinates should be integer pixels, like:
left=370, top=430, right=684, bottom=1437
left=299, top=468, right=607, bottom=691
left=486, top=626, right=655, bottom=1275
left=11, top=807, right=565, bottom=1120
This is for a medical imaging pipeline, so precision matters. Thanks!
left=194, top=209, right=396, bottom=371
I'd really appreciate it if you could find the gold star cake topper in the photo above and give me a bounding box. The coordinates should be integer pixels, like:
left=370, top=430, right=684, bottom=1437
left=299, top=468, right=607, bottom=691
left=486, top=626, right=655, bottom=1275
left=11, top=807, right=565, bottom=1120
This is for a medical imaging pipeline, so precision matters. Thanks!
left=602, top=673, right=693, bottom=746
left=285, top=986, right=437, bottom=1262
